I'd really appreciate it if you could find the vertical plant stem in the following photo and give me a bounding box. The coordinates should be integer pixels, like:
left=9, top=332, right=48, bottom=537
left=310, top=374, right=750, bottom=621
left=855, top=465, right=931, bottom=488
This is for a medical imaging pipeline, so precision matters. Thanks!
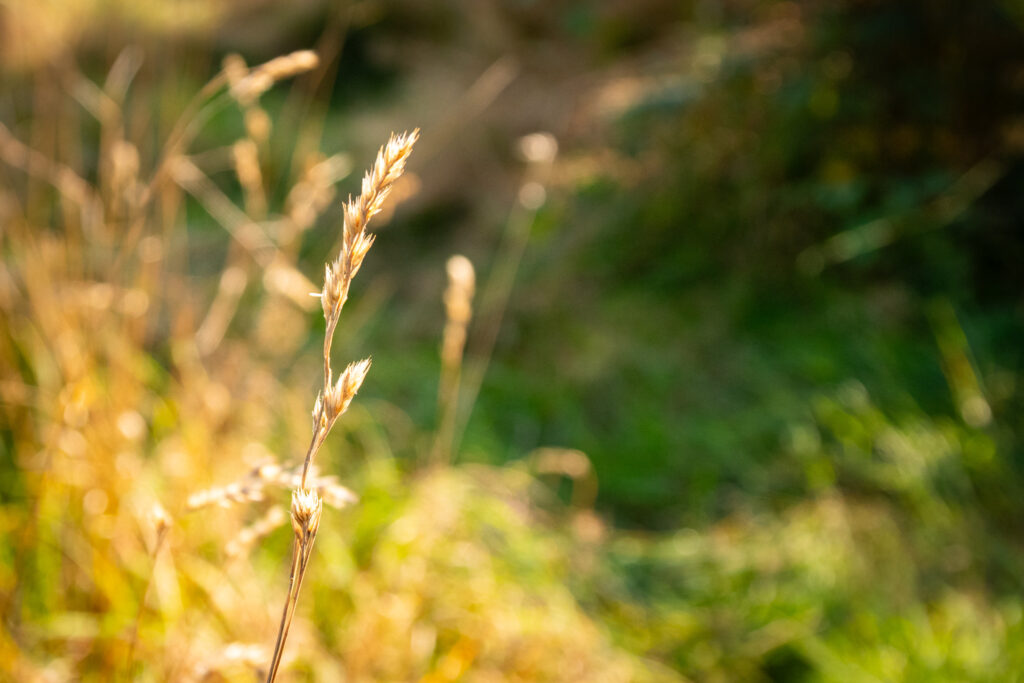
left=263, top=130, right=417, bottom=682
left=265, top=537, right=303, bottom=682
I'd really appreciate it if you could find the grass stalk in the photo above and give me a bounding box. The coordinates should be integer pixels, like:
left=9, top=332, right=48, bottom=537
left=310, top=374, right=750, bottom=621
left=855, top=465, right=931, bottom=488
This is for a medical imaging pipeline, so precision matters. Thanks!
left=264, top=129, right=418, bottom=682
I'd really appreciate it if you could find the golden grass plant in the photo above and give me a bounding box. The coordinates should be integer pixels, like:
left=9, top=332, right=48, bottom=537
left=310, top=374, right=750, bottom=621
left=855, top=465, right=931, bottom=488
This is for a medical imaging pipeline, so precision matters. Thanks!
left=0, top=41, right=681, bottom=682
left=0, top=46, right=396, bottom=679
left=264, top=128, right=418, bottom=682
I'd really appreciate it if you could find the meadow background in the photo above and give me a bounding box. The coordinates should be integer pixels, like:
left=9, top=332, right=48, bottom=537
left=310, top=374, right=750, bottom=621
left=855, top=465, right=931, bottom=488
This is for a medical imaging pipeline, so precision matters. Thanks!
left=2, top=0, right=1024, bottom=680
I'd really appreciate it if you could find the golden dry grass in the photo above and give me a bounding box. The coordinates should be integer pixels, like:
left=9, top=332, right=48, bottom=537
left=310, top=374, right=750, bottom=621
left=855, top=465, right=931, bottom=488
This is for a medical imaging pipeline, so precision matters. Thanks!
left=0, top=47, right=676, bottom=682
left=264, top=128, right=418, bottom=682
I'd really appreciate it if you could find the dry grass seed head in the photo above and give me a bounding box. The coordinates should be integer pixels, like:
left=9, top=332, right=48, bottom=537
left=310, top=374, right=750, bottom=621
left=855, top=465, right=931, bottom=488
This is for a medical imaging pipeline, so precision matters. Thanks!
left=187, top=461, right=358, bottom=513
left=266, top=130, right=418, bottom=682
left=290, top=488, right=322, bottom=540
left=320, top=130, right=419, bottom=324
left=343, top=129, right=419, bottom=246
left=444, top=255, right=475, bottom=325
left=323, top=358, right=372, bottom=420
left=230, top=50, right=319, bottom=105
left=441, top=255, right=475, bottom=368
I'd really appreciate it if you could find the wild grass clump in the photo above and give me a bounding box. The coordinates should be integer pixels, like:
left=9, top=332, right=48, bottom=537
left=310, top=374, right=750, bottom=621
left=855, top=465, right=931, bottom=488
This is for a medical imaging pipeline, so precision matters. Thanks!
left=0, top=45, right=673, bottom=682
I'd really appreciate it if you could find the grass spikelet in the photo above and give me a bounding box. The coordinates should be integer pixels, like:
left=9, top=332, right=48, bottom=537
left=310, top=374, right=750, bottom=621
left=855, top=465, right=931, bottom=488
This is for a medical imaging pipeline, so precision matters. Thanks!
left=341, top=129, right=419, bottom=252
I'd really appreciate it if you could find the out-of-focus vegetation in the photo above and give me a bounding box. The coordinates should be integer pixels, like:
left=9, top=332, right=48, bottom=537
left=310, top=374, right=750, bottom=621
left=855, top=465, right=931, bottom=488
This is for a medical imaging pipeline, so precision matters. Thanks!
left=2, top=0, right=1024, bottom=680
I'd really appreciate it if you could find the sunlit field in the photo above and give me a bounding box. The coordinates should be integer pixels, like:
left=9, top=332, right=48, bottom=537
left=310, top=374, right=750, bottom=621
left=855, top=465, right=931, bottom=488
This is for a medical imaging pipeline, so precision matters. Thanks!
left=2, top=2, right=1024, bottom=681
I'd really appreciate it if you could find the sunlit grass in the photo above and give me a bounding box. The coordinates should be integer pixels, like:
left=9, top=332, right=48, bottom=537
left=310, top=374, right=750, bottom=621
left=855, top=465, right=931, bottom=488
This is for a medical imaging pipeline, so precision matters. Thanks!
left=2, top=3, right=1024, bottom=681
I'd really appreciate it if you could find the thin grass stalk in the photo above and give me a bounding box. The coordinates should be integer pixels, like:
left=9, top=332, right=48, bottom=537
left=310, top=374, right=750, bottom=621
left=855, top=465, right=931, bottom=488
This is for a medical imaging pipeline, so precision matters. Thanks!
left=264, top=129, right=418, bottom=682
left=264, top=536, right=304, bottom=681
